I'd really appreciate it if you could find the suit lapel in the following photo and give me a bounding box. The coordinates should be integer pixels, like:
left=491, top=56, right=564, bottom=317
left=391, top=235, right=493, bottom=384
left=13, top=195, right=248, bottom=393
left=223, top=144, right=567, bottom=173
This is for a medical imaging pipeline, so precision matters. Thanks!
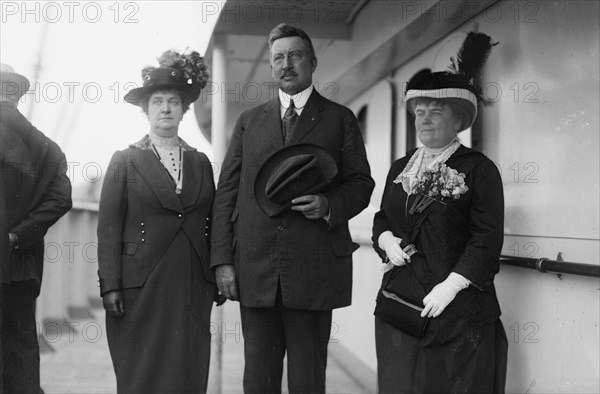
left=180, top=151, right=203, bottom=209
left=261, top=98, right=285, bottom=150
left=290, top=90, right=323, bottom=144
left=132, top=150, right=184, bottom=213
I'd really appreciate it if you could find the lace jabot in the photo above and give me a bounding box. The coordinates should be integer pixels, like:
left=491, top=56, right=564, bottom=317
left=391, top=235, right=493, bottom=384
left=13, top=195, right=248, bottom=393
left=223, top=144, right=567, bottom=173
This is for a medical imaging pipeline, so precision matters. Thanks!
left=394, top=138, right=461, bottom=194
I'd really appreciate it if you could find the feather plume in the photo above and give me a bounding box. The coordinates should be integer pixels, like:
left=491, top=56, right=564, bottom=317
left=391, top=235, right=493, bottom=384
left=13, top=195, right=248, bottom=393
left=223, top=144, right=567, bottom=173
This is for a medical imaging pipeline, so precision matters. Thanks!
left=405, top=68, right=432, bottom=93
left=449, top=32, right=497, bottom=80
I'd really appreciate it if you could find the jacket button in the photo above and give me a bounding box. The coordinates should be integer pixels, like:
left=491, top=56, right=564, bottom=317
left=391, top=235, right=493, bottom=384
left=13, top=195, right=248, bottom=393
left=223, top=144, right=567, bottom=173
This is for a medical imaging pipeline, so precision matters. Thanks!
left=277, top=225, right=284, bottom=231
left=141, top=222, right=144, bottom=226
left=141, top=230, right=145, bottom=234
left=178, top=214, right=183, bottom=218
left=141, top=239, right=145, bottom=242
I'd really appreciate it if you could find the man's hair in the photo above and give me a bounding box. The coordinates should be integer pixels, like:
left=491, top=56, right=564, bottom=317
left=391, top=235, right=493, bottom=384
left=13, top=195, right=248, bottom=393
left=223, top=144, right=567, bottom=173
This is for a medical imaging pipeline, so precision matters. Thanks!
left=268, top=23, right=316, bottom=62
left=140, top=89, right=191, bottom=115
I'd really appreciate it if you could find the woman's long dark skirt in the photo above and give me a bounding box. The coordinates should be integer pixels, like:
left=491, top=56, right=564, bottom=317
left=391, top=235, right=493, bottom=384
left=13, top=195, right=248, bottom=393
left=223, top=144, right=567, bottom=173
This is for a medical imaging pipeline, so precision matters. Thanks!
left=106, top=231, right=215, bottom=394
left=375, top=312, right=508, bottom=394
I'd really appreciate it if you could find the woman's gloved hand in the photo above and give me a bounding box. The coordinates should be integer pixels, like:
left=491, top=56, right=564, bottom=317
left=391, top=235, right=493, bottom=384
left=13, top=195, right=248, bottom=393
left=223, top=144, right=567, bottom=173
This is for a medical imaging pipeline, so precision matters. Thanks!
left=421, top=272, right=470, bottom=318
left=378, top=231, right=412, bottom=267
left=102, top=290, right=125, bottom=318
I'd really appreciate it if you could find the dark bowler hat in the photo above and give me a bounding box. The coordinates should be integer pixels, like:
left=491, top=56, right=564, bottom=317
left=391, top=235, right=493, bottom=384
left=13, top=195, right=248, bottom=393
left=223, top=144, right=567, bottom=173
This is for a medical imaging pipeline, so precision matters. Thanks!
left=255, top=144, right=338, bottom=217
left=0, top=63, right=30, bottom=101
left=124, top=50, right=209, bottom=106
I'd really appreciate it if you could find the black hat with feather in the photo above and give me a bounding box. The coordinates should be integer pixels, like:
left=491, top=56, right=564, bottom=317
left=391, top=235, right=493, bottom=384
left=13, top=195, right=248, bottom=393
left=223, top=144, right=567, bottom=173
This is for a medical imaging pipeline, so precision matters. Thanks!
left=405, top=32, right=497, bottom=131
left=124, top=50, right=209, bottom=106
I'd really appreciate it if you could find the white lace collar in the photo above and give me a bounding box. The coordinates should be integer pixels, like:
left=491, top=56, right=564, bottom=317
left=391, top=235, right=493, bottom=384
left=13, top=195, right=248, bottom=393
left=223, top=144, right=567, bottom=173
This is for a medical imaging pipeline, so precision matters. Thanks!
left=394, top=138, right=461, bottom=194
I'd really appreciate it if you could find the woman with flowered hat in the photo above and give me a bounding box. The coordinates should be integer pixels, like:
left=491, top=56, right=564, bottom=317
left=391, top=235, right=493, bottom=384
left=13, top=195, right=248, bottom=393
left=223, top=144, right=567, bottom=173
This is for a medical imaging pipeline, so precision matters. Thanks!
left=372, top=32, right=508, bottom=393
left=97, top=50, right=220, bottom=393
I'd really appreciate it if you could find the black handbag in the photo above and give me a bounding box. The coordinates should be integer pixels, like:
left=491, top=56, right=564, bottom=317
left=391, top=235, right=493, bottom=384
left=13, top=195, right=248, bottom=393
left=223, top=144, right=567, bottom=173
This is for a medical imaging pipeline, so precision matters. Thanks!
left=374, top=257, right=430, bottom=338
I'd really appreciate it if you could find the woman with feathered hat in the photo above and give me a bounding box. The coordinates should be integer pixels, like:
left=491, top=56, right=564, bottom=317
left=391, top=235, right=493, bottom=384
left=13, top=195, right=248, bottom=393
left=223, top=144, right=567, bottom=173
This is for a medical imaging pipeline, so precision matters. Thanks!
left=97, top=50, right=220, bottom=393
left=372, top=33, right=508, bottom=393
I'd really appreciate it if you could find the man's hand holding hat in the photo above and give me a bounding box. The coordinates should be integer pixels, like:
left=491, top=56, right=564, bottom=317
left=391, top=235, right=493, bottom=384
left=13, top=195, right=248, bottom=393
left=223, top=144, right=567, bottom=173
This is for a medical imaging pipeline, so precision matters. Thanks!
left=255, top=144, right=338, bottom=217
left=291, top=193, right=329, bottom=220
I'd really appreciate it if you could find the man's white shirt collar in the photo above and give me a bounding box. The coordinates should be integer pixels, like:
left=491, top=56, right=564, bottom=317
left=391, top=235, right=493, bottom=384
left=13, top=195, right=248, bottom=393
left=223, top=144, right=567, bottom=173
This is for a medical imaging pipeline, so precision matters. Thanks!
left=279, top=85, right=314, bottom=117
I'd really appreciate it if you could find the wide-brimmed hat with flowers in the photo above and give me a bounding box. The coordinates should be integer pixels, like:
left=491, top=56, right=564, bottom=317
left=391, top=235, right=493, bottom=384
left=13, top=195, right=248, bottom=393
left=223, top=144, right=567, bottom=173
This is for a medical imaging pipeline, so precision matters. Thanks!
left=0, top=63, right=30, bottom=101
left=124, top=50, right=209, bottom=106
left=404, top=32, right=497, bottom=131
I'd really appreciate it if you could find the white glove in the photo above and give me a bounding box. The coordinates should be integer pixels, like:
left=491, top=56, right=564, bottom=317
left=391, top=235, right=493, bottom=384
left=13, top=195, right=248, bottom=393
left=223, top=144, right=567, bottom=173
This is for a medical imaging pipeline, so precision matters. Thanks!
left=421, top=272, right=470, bottom=318
left=378, top=231, right=412, bottom=267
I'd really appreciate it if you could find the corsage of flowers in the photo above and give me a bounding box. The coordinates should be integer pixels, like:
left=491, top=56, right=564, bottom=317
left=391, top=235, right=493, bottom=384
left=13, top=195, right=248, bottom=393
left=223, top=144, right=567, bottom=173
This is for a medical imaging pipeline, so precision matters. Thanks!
left=394, top=163, right=469, bottom=215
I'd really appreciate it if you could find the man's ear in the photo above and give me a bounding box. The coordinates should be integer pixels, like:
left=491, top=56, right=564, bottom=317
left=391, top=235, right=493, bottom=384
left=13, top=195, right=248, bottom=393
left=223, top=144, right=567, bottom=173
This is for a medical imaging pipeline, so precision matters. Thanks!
left=312, top=57, right=318, bottom=73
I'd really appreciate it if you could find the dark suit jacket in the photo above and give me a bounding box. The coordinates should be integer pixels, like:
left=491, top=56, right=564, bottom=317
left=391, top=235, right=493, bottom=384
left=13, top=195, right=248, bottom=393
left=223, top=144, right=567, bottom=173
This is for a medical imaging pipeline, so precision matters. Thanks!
left=211, top=90, right=374, bottom=310
left=97, top=136, right=215, bottom=296
left=372, top=145, right=504, bottom=326
left=0, top=102, right=72, bottom=288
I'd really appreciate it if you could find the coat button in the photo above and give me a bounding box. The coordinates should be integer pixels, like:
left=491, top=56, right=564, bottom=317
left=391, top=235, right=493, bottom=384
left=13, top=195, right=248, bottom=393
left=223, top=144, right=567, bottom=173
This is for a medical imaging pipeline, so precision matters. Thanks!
left=141, top=239, right=145, bottom=242
left=277, top=225, right=284, bottom=231
left=178, top=214, right=183, bottom=218
left=141, top=230, right=145, bottom=234
left=141, top=222, right=144, bottom=226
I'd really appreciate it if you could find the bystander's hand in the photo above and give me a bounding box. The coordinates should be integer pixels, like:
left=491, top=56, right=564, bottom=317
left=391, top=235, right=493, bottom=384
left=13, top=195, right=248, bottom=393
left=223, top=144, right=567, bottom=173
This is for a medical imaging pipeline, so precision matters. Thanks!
left=8, top=232, right=18, bottom=251
left=103, top=290, right=125, bottom=318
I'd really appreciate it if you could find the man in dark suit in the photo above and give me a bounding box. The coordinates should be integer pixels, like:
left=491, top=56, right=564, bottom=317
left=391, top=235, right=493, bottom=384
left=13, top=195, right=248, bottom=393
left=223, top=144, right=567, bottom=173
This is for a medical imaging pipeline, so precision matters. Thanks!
left=211, top=24, right=374, bottom=393
left=0, top=63, right=72, bottom=393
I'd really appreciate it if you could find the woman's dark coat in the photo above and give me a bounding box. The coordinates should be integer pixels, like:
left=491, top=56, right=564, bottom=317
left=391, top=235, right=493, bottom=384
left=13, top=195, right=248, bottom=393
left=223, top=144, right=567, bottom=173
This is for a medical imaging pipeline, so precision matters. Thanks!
left=97, top=137, right=215, bottom=295
left=97, top=136, right=216, bottom=393
left=372, top=145, right=504, bottom=326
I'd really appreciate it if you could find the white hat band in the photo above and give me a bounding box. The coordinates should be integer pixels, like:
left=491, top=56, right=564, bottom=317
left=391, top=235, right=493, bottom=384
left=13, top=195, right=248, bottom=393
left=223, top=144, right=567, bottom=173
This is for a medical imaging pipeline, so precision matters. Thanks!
left=404, top=88, right=478, bottom=130
left=404, top=88, right=478, bottom=108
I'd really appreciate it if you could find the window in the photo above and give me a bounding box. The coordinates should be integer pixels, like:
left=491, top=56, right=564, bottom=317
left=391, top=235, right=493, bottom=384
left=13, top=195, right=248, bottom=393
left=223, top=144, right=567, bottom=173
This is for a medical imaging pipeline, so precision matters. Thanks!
left=357, top=105, right=368, bottom=143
